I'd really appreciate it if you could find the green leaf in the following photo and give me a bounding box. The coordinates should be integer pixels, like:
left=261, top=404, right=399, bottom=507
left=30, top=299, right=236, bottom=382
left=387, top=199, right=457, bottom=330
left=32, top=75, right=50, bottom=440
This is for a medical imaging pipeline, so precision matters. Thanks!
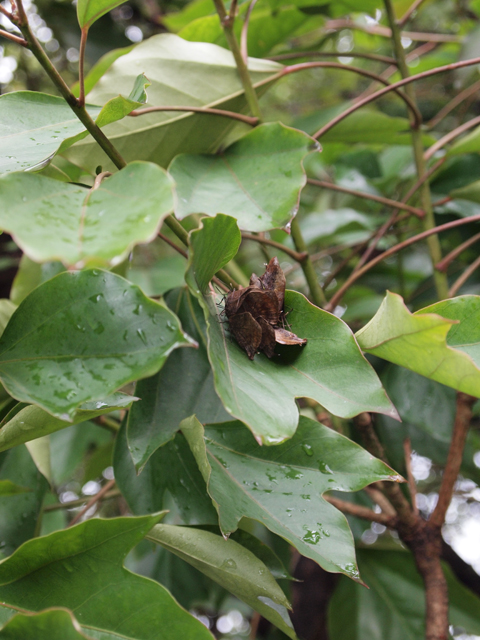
left=64, top=34, right=282, bottom=172
left=127, top=287, right=229, bottom=470
left=0, top=480, right=30, bottom=497
left=10, top=257, right=66, bottom=306
left=171, top=123, right=317, bottom=232
left=0, top=302, right=15, bottom=338
left=0, top=609, right=94, bottom=639
left=25, top=437, right=51, bottom=483
left=0, top=92, right=101, bottom=175
left=95, top=74, right=150, bottom=128
left=147, top=524, right=296, bottom=638
left=356, top=291, right=480, bottom=397
left=0, top=515, right=214, bottom=640
left=0, top=393, right=134, bottom=453
left=0, top=445, right=48, bottom=556
left=115, top=419, right=218, bottom=523
left=182, top=415, right=401, bottom=578
left=0, top=162, right=173, bottom=268
left=450, top=179, right=480, bottom=203
left=449, top=123, right=480, bottom=156
left=328, top=549, right=480, bottom=639
left=187, top=215, right=397, bottom=443
left=77, top=0, right=129, bottom=28
left=0, top=270, right=192, bottom=420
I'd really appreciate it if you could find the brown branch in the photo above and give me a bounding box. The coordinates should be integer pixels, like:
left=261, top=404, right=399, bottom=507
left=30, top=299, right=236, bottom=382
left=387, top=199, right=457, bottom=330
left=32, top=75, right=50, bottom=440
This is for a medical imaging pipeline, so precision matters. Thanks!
left=324, top=495, right=397, bottom=527
left=324, top=19, right=461, bottom=43
left=364, top=486, right=397, bottom=517
left=448, top=255, right=480, bottom=297
left=44, top=490, right=120, bottom=511
left=67, top=478, right=116, bottom=527
left=129, top=105, right=259, bottom=127
left=321, top=242, right=368, bottom=290
left=325, top=212, right=480, bottom=312
left=0, top=28, right=27, bottom=46
left=241, top=233, right=307, bottom=262
left=436, top=232, right=480, bottom=272
left=403, top=437, right=419, bottom=515
left=0, top=5, right=13, bottom=20
left=429, top=392, right=476, bottom=528
left=92, top=171, right=112, bottom=190
left=158, top=232, right=188, bottom=259
left=398, top=0, right=428, bottom=26
left=308, top=178, right=425, bottom=218
left=425, top=114, right=480, bottom=160
left=78, top=27, right=88, bottom=107
left=312, top=56, right=480, bottom=140
left=427, top=78, right=480, bottom=129
left=269, top=50, right=397, bottom=65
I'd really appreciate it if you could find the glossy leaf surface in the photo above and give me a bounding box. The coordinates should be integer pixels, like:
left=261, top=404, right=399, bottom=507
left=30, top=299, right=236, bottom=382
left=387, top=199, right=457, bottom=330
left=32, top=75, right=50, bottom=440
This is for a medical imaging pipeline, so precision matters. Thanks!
left=182, top=415, right=401, bottom=577
left=127, top=287, right=229, bottom=470
left=0, top=270, right=191, bottom=419
left=148, top=524, right=296, bottom=638
left=65, top=34, right=282, bottom=171
left=0, top=516, right=214, bottom=639
left=0, top=393, right=135, bottom=453
left=356, top=291, right=480, bottom=396
left=0, top=162, right=173, bottom=268
left=171, top=123, right=317, bottom=232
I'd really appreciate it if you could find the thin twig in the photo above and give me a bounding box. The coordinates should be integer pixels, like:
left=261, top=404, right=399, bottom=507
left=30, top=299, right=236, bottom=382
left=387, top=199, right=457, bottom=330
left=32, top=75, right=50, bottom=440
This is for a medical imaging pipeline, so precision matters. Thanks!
left=427, top=79, right=480, bottom=129
left=67, top=479, right=116, bottom=527
left=325, top=213, right=480, bottom=311
left=290, top=217, right=326, bottom=306
left=158, top=232, right=188, bottom=259
left=448, top=255, right=480, bottom=297
left=364, top=486, right=397, bottom=517
left=425, top=114, right=480, bottom=160
left=241, top=233, right=307, bottom=262
left=398, top=0, right=427, bottom=26
left=403, top=438, right=419, bottom=515
left=324, top=18, right=461, bottom=43
left=324, top=495, right=397, bottom=526
left=436, top=232, right=480, bottom=272
left=241, top=0, right=257, bottom=62
left=321, top=242, right=368, bottom=290
left=0, top=5, right=13, bottom=20
left=308, top=178, right=425, bottom=218
left=129, top=105, right=259, bottom=127
left=0, top=28, right=27, bottom=46
left=44, top=490, right=120, bottom=511
left=269, top=50, right=396, bottom=65
left=92, top=171, right=112, bottom=190
left=78, top=27, right=88, bottom=107
left=429, top=393, right=476, bottom=528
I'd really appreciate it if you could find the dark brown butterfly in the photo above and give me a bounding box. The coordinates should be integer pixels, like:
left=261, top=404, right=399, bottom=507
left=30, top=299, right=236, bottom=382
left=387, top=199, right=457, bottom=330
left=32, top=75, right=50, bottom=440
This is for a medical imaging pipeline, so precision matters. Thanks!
left=225, top=257, right=306, bottom=360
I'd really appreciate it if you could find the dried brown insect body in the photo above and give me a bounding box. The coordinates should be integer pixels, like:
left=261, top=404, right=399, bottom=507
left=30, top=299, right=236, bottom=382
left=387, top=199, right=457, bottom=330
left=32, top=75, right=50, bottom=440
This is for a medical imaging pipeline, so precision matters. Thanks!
left=225, top=257, right=307, bottom=360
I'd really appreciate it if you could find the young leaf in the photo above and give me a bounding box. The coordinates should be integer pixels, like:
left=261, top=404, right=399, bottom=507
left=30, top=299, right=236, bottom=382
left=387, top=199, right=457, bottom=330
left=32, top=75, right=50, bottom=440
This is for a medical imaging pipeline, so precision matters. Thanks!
left=187, top=215, right=397, bottom=443
left=0, top=393, right=135, bottom=453
left=0, top=162, right=173, bottom=268
left=127, top=287, right=229, bottom=470
left=0, top=480, right=31, bottom=497
left=170, top=123, right=318, bottom=232
left=181, top=415, right=402, bottom=578
left=356, top=291, right=480, bottom=396
left=0, top=270, right=193, bottom=420
left=64, top=34, right=282, bottom=171
left=0, top=608, right=94, bottom=639
left=94, top=73, right=151, bottom=128
left=0, top=516, right=214, bottom=640
left=77, top=0, right=129, bottom=29
left=147, top=524, right=296, bottom=639
left=328, top=549, right=480, bottom=640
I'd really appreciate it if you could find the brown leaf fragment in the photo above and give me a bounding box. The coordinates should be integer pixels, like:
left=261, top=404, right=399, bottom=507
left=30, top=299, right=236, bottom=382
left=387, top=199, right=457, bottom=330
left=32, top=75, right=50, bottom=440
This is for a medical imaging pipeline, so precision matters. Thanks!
left=274, top=327, right=308, bottom=347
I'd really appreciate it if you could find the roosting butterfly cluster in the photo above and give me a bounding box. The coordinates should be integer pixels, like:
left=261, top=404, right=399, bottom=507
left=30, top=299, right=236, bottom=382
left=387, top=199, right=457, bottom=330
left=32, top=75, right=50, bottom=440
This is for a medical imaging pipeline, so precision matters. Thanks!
left=225, top=257, right=307, bottom=360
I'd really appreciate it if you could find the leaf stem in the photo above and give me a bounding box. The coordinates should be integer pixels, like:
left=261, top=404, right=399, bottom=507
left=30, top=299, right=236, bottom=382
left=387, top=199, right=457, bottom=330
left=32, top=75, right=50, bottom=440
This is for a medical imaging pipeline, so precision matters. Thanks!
left=240, top=0, right=257, bottom=62
left=67, top=479, right=116, bottom=527
left=211, top=0, right=262, bottom=120
left=382, top=0, right=448, bottom=300
left=424, top=114, right=480, bottom=160
left=129, top=105, right=259, bottom=126
left=324, top=495, right=397, bottom=527
left=436, top=232, right=480, bottom=272
left=290, top=217, right=326, bottom=307
left=241, top=232, right=307, bottom=262
left=448, top=255, right=480, bottom=297
left=269, top=50, right=397, bottom=65
left=0, top=28, right=27, bottom=46
left=78, top=27, right=88, bottom=107
left=398, top=0, right=427, bottom=26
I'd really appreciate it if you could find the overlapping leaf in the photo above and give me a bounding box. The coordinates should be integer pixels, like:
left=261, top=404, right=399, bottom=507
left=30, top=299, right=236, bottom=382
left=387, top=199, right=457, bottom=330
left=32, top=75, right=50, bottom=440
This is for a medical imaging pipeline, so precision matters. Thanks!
left=0, top=162, right=173, bottom=267
left=77, top=0, right=129, bottom=28
left=356, top=291, right=480, bottom=396
left=187, top=215, right=397, bottom=444
left=0, top=393, right=135, bottom=453
left=170, top=123, right=317, bottom=232
left=0, top=516, right=214, bottom=640
left=0, top=270, right=192, bottom=420
left=64, top=34, right=282, bottom=171
left=0, top=609, right=94, bottom=640
left=148, top=524, right=296, bottom=638
left=182, top=415, right=401, bottom=578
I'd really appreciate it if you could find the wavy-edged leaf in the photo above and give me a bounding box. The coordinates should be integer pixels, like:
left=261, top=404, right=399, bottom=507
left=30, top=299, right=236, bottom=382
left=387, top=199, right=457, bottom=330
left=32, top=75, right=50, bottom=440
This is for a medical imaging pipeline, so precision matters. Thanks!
left=95, top=73, right=150, bottom=128
left=65, top=34, right=282, bottom=171
left=0, top=162, right=173, bottom=268
left=187, top=215, right=397, bottom=444
left=0, top=393, right=135, bottom=453
left=0, top=270, right=193, bottom=420
left=0, top=608, right=94, bottom=639
left=182, top=415, right=402, bottom=578
left=148, top=524, right=296, bottom=639
left=171, top=123, right=318, bottom=232
left=0, top=515, right=214, bottom=639
left=356, top=291, right=480, bottom=396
